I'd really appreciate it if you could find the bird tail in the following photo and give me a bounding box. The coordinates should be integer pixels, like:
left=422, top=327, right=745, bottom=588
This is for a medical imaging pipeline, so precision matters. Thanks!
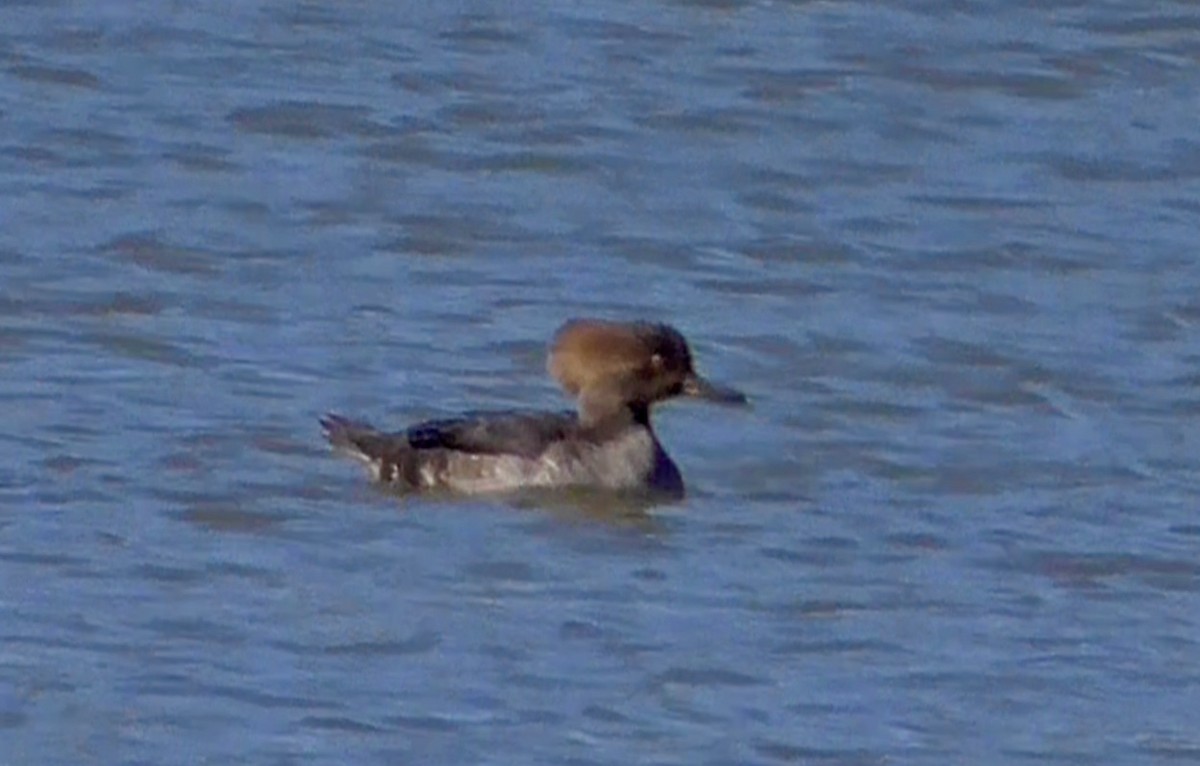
left=320, top=414, right=419, bottom=486
left=320, top=414, right=396, bottom=464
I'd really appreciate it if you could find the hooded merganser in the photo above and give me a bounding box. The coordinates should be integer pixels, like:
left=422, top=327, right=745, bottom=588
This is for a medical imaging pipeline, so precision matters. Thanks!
left=320, top=319, right=747, bottom=497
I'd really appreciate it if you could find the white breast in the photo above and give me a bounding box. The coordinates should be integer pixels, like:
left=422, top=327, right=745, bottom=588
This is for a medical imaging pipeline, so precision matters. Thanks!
left=435, top=426, right=679, bottom=495
left=535, top=428, right=666, bottom=490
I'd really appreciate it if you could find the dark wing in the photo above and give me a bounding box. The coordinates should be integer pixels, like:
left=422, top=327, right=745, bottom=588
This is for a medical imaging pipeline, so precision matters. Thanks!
left=404, top=410, right=579, bottom=459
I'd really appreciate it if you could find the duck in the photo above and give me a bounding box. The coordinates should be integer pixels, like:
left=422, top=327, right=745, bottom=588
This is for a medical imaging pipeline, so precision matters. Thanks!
left=320, top=318, right=746, bottom=497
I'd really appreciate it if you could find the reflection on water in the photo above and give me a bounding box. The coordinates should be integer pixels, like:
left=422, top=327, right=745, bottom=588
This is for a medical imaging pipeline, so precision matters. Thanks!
left=362, top=482, right=674, bottom=532
left=3, top=0, right=1200, bottom=763
left=510, top=488, right=673, bottom=532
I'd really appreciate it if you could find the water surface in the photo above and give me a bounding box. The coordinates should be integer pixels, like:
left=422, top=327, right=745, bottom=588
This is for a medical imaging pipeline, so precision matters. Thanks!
left=3, top=1, right=1200, bottom=764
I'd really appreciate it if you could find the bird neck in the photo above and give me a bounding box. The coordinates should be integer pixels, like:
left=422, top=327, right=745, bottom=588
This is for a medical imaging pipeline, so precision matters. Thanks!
left=577, top=389, right=652, bottom=431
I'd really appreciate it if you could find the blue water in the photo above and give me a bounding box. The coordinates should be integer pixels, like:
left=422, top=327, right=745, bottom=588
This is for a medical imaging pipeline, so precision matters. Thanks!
left=3, top=1, right=1200, bottom=764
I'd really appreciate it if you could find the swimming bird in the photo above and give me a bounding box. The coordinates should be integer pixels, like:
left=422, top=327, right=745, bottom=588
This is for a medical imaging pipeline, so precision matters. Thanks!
left=320, top=319, right=746, bottom=497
